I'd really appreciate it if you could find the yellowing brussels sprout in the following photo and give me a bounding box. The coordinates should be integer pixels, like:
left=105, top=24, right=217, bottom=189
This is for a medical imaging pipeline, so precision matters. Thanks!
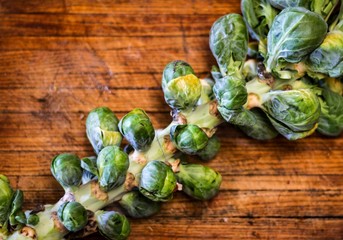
left=86, top=107, right=122, bottom=154
left=57, top=201, right=88, bottom=232
left=51, top=153, right=83, bottom=192
left=162, top=60, right=201, bottom=110
left=97, top=146, right=129, bottom=192
left=118, top=108, right=155, bottom=151
left=139, top=161, right=176, bottom=202
left=95, top=210, right=130, bottom=240
left=170, top=124, right=209, bottom=155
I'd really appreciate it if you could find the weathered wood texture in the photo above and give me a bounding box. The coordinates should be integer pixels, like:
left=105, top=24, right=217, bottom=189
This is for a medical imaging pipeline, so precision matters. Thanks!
left=0, top=0, right=342, bottom=239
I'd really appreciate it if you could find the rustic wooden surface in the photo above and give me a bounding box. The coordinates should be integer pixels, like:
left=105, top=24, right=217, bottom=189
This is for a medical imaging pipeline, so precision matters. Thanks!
left=0, top=0, right=342, bottom=239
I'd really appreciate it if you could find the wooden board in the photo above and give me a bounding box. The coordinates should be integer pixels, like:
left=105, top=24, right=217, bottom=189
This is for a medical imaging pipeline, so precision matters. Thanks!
left=0, top=1, right=342, bottom=239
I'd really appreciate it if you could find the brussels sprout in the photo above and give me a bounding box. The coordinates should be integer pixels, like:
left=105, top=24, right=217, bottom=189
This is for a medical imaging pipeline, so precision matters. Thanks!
left=97, top=146, right=129, bottom=192
left=95, top=210, right=130, bottom=240
left=239, top=108, right=279, bottom=140
left=307, top=31, right=343, bottom=78
left=209, top=13, right=248, bottom=76
left=9, top=190, right=26, bottom=230
left=241, top=0, right=279, bottom=41
left=51, top=153, right=83, bottom=191
left=162, top=60, right=202, bottom=111
left=86, top=107, right=122, bottom=154
left=139, top=160, right=177, bottom=202
left=26, top=213, right=39, bottom=226
left=57, top=201, right=88, bottom=232
left=0, top=175, right=14, bottom=229
left=265, top=7, right=327, bottom=73
left=197, top=78, right=215, bottom=105
left=170, top=124, right=209, bottom=155
left=268, top=0, right=311, bottom=9
left=119, top=191, right=161, bottom=218
left=80, top=156, right=98, bottom=185
left=176, top=163, right=222, bottom=201
left=261, top=89, right=321, bottom=140
left=196, top=135, right=221, bottom=161
left=118, top=108, right=155, bottom=151
left=317, top=87, right=343, bottom=136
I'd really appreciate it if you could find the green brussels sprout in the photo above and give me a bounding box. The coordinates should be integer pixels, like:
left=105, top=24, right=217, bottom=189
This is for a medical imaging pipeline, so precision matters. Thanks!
left=265, top=7, right=327, bottom=73
left=209, top=13, right=248, bottom=76
left=86, top=107, right=122, bottom=154
left=119, top=191, right=161, bottom=218
left=9, top=190, right=26, bottom=230
left=26, top=213, right=39, bottom=226
left=170, top=124, right=209, bottom=155
left=139, top=160, right=177, bottom=202
left=95, top=210, right=130, bottom=240
left=51, top=153, right=83, bottom=191
left=307, top=31, right=343, bottom=78
left=97, top=146, right=129, bottom=192
left=241, top=0, right=279, bottom=41
left=176, top=163, right=222, bottom=201
left=162, top=60, right=202, bottom=110
left=80, top=156, right=98, bottom=184
left=262, top=89, right=321, bottom=140
left=118, top=108, right=155, bottom=151
left=196, top=135, right=221, bottom=161
left=0, top=175, right=14, bottom=229
left=317, top=87, right=343, bottom=136
left=57, top=201, right=88, bottom=232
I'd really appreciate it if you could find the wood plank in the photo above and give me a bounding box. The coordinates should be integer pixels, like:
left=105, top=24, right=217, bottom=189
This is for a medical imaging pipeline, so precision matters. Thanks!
left=0, top=0, right=66, bottom=13
left=0, top=14, right=220, bottom=37
left=65, top=0, right=239, bottom=15
left=126, top=218, right=343, bottom=240
left=17, top=189, right=343, bottom=217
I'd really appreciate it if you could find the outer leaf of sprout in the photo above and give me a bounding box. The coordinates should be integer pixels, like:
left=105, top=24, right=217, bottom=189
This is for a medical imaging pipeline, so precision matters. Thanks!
left=86, top=107, right=122, bottom=154
left=196, top=135, right=221, bottom=161
left=51, top=153, right=83, bottom=191
left=57, top=202, right=88, bottom=232
left=162, top=60, right=201, bottom=110
left=80, top=156, right=98, bottom=185
left=265, top=7, right=327, bottom=72
left=118, top=108, right=155, bottom=151
left=170, top=124, right=209, bottom=155
left=317, top=87, right=343, bottom=136
left=95, top=210, right=130, bottom=240
left=139, top=160, right=177, bottom=202
left=239, top=108, right=279, bottom=140
left=119, top=191, right=161, bottom=218
left=9, top=190, right=26, bottom=230
left=209, top=13, right=248, bottom=76
left=268, top=0, right=311, bottom=10
left=176, top=163, right=222, bottom=201
left=97, top=146, right=129, bottom=192
left=307, top=31, right=343, bottom=78
left=241, top=0, right=279, bottom=41
left=0, top=175, right=13, bottom=230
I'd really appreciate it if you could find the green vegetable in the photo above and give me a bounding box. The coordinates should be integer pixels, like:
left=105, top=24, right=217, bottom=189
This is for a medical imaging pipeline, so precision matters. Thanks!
left=162, top=60, right=201, bottom=110
left=80, top=156, right=98, bottom=184
left=118, top=108, right=155, bottom=151
left=139, top=160, right=177, bottom=202
left=209, top=13, right=248, bottom=76
left=86, top=107, right=122, bottom=154
left=95, top=210, right=130, bottom=240
left=119, top=191, right=161, bottom=218
left=97, top=146, right=129, bottom=192
left=170, top=124, right=209, bottom=155
left=307, top=31, right=343, bottom=78
left=196, top=135, right=221, bottom=161
left=265, top=7, right=327, bottom=73
left=57, top=202, right=88, bottom=232
left=241, top=0, right=279, bottom=41
left=51, top=153, right=83, bottom=192
left=0, top=175, right=13, bottom=231
left=176, top=163, right=222, bottom=201
left=8, top=190, right=26, bottom=230
left=268, top=0, right=311, bottom=9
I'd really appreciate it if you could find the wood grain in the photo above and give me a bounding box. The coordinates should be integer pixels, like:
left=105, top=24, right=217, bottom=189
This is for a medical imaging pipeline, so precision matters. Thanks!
left=0, top=0, right=342, bottom=239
